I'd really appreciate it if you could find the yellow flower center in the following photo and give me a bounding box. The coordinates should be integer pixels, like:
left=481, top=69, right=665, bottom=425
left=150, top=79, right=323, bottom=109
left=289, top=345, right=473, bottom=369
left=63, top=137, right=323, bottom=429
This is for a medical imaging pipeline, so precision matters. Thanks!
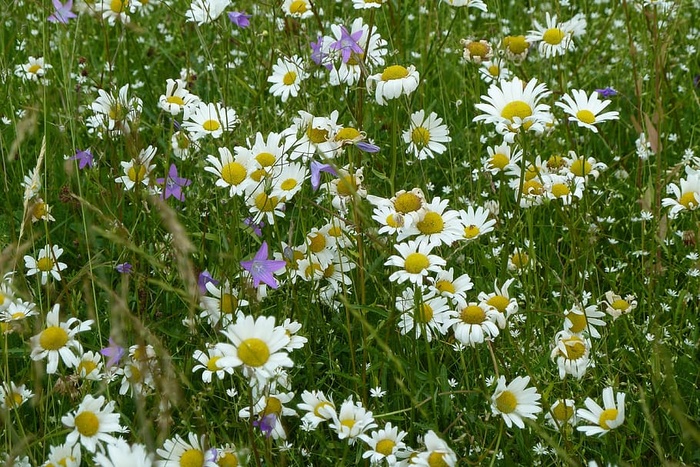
left=510, top=251, right=529, bottom=269
left=376, top=439, right=396, bottom=456
left=108, top=103, right=125, bottom=121
left=501, top=101, right=532, bottom=122
left=250, top=168, right=269, bottom=182
left=416, top=303, right=433, bottom=323
left=576, top=110, right=596, bottom=124
left=435, top=280, right=455, bottom=294
left=128, top=364, right=142, bottom=383
left=221, top=162, right=247, bottom=186
left=503, top=35, right=529, bottom=54
left=37, top=256, right=55, bottom=272
left=28, top=64, right=41, bottom=74
left=417, top=212, right=444, bottom=235
left=341, top=418, right=356, bottom=430
left=282, top=71, right=297, bottom=86
left=206, top=356, right=221, bottom=372
left=679, top=192, right=699, bottom=209
left=562, top=336, right=586, bottom=359
left=202, top=119, right=221, bottom=132
left=237, top=338, right=270, bottom=367
left=256, top=152, right=276, bottom=167
left=404, top=253, right=429, bottom=274
left=551, top=401, right=574, bottom=422
left=33, top=202, right=48, bottom=219
left=394, top=192, right=422, bottom=214
left=220, top=293, right=238, bottom=315
left=11, top=312, right=26, bottom=320
left=289, top=0, right=307, bottom=14
left=166, top=96, right=185, bottom=106
left=461, top=304, right=486, bottom=324
left=74, top=411, right=100, bottom=437
left=466, top=41, right=489, bottom=58
left=411, top=127, right=431, bottom=149
left=599, top=408, right=619, bottom=430
left=255, top=193, right=279, bottom=212
left=306, top=127, right=329, bottom=144
left=5, top=392, right=23, bottom=407
left=328, top=225, right=343, bottom=238
left=427, top=452, right=449, bottom=467
left=522, top=179, right=544, bottom=196
left=308, top=233, right=326, bottom=253
left=304, top=262, right=323, bottom=279
left=611, top=299, right=630, bottom=311
left=217, top=453, right=239, bottom=467
left=176, top=132, right=191, bottom=149
left=381, top=65, right=409, bottom=81
left=180, top=449, right=204, bottom=467
left=566, top=311, right=586, bottom=333
left=336, top=175, right=358, bottom=197
left=77, top=360, right=98, bottom=376
left=128, top=163, right=147, bottom=183
left=489, top=153, right=510, bottom=170
left=487, top=295, right=509, bottom=313
left=569, top=159, right=591, bottom=177
left=547, top=154, right=565, bottom=169
left=40, top=326, right=68, bottom=350
left=110, top=0, right=128, bottom=13
left=262, top=396, right=282, bottom=416
left=551, top=183, right=571, bottom=198
left=313, top=401, right=333, bottom=418
left=280, top=179, right=298, bottom=191
left=543, top=28, right=565, bottom=45
left=346, top=52, right=365, bottom=66
left=495, top=390, right=517, bottom=414
left=335, top=127, right=361, bottom=142
left=463, top=225, right=480, bottom=239
left=323, top=263, right=335, bottom=278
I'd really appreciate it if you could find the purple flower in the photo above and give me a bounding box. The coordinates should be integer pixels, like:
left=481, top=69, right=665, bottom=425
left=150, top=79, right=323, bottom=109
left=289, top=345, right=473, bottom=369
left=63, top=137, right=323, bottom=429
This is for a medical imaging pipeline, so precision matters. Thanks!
left=595, top=87, right=618, bottom=98
left=356, top=141, right=380, bottom=153
left=156, top=164, right=192, bottom=202
left=228, top=11, right=251, bottom=28
left=330, top=26, right=364, bottom=64
left=100, top=337, right=125, bottom=368
left=244, top=217, right=265, bottom=237
left=310, top=160, right=337, bottom=191
left=240, top=241, right=286, bottom=289
left=198, top=270, right=219, bottom=295
left=253, top=414, right=277, bottom=438
left=48, top=0, right=77, bottom=24
left=310, top=35, right=333, bottom=70
left=115, top=262, right=133, bottom=274
left=70, top=149, right=94, bottom=169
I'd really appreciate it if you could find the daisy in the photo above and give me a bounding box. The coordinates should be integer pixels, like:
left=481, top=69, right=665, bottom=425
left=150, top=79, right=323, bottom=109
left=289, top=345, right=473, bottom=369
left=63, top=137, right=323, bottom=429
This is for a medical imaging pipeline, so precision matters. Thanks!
left=397, top=197, right=464, bottom=247
left=556, top=89, right=619, bottom=133
left=204, top=147, right=255, bottom=197
left=396, top=287, right=454, bottom=342
left=577, top=387, right=625, bottom=436
left=427, top=267, right=473, bottom=300
left=526, top=13, right=576, bottom=58
left=75, top=351, right=105, bottom=381
left=601, top=291, right=637, bottom=320
left=458, top=205, right=497, bottom=241
left=441, top=0, right=487, bottom=10
left=412, top=430, right=458, bottom=466
left=385, top=240, right=446, bottom=285
left=0, top=273, right=15, bottom=312
left=563, top=303, right=606, bottom=339
left=452, top=300, right=502, bottom=346
left=460, top=38, right=493, bottom=64
left=359, top=422, right=408, bottom=465
left=218, top=314, right=293, bottom=385
left=550, top=330, right=591, bottom=380
left=367, top=188, right=428, bottom=229
left=62, top=394, right=127, bottom=452
left=564, top=151, right=607, bottom=180
left=289, top=110, right=341, bottom=161
left=185, top=0, right=231, bottom=25
left=182, top=102, right=239, bottom=140
left=97, top=0, right=130, bottom=24
left=0, top=381, right=33, bottom=409
left=93, top=439, right=155, bottom=467
left=366, top=64, right=420, bottom=105
left=14, top=56, right=52, bottom=82
left=270, top=162, right=308, bottom=201
left=88, top=84, right=142, bottom=138
left=171, top=130, right=198, bottom=160
left=282, top=0, right=314, bottom=19
left=327, top=18, right=388, bottom=87
left=243, top=130, right=293, bottom=182
left=158, top=78, right=200, bottom=117
left=478, top=278, right=519, bottom=322
left=115, top=145, right=157, bottom=191
left=491, top=375, right=542, bottom=429
left=402, top=110, right=451, bottom=160
left=1, top=299, right=38, bottom=323
left=508, top=246, right=533, bottom=272
left=543, top=173, right=584, bottom=205
left=199, top=279, right=248, bottom=328
left=268, top=55, right=308, bottom=103
left=545, top=399, right=578, bottom=430
left=473, top=77, right=552, bottom=142
left=662, top=167, right=700, bottom=218
left=298, top=390, right=336, bottom=429
left=501, top=35, right=530, bottom=62
left=329, top=397, right=377, bottom=445
left=43, top=443, right=81, bottom=467
left=238, top=390, right=297, bottom=439
left=324, top=166, right=368, bottom=214
left=156, top=433, right=217, bottom=467
left=30, top=198, right=55, bottom=223
left=353, top=0, right=385, bottom=8
left=281, top=318, right=308, bottom=351
left=479, top=58, right=512, bottom=84
left=24, top=244, right=68, bottom=285
left=193, top=346, right=233, bottom=383
left=246, top=186, right=285, bottom=225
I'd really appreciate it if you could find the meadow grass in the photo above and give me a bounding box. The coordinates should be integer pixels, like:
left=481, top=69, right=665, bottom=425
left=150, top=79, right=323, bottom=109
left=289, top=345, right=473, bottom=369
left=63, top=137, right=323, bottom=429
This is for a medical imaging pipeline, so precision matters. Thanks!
left=1, top=0, right=700, bottom=465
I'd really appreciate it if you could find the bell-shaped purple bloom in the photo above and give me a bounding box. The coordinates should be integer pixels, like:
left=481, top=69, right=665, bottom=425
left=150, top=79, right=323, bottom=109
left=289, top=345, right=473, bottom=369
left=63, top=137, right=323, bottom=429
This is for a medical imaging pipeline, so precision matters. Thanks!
left=330, top=26, right=364, bottom=64
left=70, top=149, right=94, bottom=169
left=310, top=160, right=337, bottom=191
left=100, top=337, right=126, bottom=368
left=156, top=164, right=192, bottom=202
left=48, top=0, right=77, bottom=24
left=228, top=11, right=251, bottom=28
left=240, top=241, right=286, bottom=289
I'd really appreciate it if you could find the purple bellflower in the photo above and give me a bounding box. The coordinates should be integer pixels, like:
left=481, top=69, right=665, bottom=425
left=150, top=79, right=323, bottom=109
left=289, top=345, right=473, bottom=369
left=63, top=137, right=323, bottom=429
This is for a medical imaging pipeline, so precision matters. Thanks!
left=330, top=26, right=364, bottom=64
left=253, top=414, right=277, bottom=438
left=100, top=337, right=125, bottom=368
left=198, top=270, right=219, bottom=295
left=310, top=160, right=338, bottom=191
left=228, top=11, right=251, bottom=28
left=595, top=87, right=618, bottom=98
left=156, top=164, right=192, bottom=202
left=311, top=35, right=333, bottom=70
left=240, top=241, right=286, bottom=289
left=70, top=149, right=94, bottom=169
left=115, top=262, right=133, bottom=274
left=48, top=0, right=77, bottom=23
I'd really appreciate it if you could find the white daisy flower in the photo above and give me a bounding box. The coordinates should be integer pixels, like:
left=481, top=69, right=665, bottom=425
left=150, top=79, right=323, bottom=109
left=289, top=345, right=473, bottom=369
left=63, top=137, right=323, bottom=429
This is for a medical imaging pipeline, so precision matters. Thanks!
left=550, top=330, right=591, bottom=380
left=185, top=0, right=231, bottom=25
left=61, top=394, right=127, bottom=453
left=298, top=390, right=336, bottom=429
left=563, top=303, right=606, bottom=339
left=158, top=78, right=200, bottom=117
left=491, top=375, right=543, bottom=429
left=182, top=102, right=239, bottom=140
left=97, top=0, right=131, bottom=24
left=478, top=278, right=519, bottom=322
left=396, top=196, right=464, bottom=248
left=545, top=399, right=578, bottom=429
left=576, top=387, right=625, bottom=436
left=156, top=433, right=217, bottom=467
left=14, top=56, right=51, bottom=82
left=204, top=147, right=255, bottom=197
left=411, top=430, right=457, bottom=466
left=396, top=286, right=455, bottom=342
left=555, top=89, right=619, bottom=133
left=282, top=0, right=314, bottom=19
left=24, top=244, right=68, bottom=285
left=440, top=0, right=487, bottom=10
left=458, top=205, right=497, bottom=241
left=42, top=443, right=81, bottom=467
left=193, top=346, right=233, bottom=383
left=526, top=13, right=577, bottom=58
left=366, top=64, right=420, bottom=106
left=662, top=167, right=700, bottom=218
left=427, top=267, right=473, bottom=300
left=402, top=110, right=451, bottom=160
left=115, top=145, right=157, bottom=191
left=452, top=300, right=502, bottom=347
left=329, top=397, right=377, bottom=445
left=268, top=55, right=308, bottom=103
left=385, top=240, right=446, bottom=285
left=93, top=439, right=155, bottom=467
left=0, top=381, right=33, bottom=409
left=88, top=84, right=143, bottom=138
left=359, top=422, right=408, bottom=465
